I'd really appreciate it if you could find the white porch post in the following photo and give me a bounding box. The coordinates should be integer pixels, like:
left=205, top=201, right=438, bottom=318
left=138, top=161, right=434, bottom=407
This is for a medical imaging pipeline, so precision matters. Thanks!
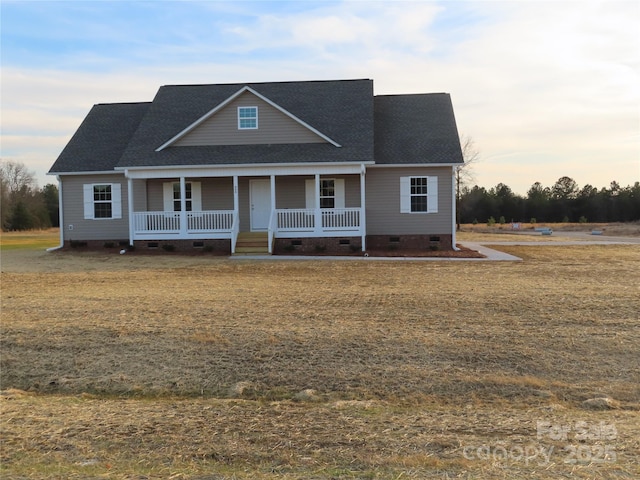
left=233, top=175, right=239, bottom=218
left=269, top=175, right=276, bottom=254
left=360, top=165, right=367, bottom=251
left=179, top=176, right=187, bottom=235
left=127, top=174, right=134, bottom=245
left=314, top=173, right=321, bottom=234
left=232, top=175, right=239, bottom=254
left=270, top=175, right=276, bottom=212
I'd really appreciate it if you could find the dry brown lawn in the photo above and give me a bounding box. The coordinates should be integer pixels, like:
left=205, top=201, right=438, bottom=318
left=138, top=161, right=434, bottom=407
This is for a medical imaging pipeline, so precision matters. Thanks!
left=1, top=232, right=639, bottom=479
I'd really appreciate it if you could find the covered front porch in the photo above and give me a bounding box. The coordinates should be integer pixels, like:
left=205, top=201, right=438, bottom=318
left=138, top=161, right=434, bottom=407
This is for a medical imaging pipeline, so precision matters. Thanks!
left=122, top=163, right=368, bottom=253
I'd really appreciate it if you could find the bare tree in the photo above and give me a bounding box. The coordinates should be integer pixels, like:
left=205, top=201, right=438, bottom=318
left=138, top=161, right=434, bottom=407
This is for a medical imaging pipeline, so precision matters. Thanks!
left=0, top=160, right=36, bottom=197
left=0, top=160, right=38, bottom=229
left=455, top=135, right=481, bottom=229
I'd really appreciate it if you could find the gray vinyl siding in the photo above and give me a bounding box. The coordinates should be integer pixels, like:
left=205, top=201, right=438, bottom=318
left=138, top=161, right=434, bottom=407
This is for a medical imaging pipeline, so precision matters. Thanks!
left=132, top=179, right=147, bottom=211
left=61, top=174, right=129, bottom=241
left=144, top=178, right=234, bottom=211
left=174, top=91, right=327, bottom=146
left=201, top=178, right=234, bottom=210
left=365, top=166, right=453, bottom=235
left=275, top=175, right=361, bottom=208
left=275, top=176, right=305, bottom=209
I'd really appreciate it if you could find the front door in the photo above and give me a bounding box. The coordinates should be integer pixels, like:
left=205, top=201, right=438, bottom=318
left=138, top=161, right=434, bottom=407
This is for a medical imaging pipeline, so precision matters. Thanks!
left=250, top=179, right=271, bottom=231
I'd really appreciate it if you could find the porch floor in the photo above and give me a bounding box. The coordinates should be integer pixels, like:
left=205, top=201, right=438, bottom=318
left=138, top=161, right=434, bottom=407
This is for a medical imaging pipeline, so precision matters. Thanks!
left=234, top=232, right=269, bottom=255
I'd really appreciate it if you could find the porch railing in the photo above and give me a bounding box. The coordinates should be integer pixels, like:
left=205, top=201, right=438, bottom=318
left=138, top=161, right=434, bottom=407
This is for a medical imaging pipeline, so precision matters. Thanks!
left=275, top=208, right=361, bottom=232
left=322, top=208, right=360, bottom=230
left=276, top=209, right=315, bottom=232
left=133, top=211, right=180, bottom=233
left=187, top=211, right=234, bottom=232
left=230, top=211, right=239, bottom=253
left=133, top=211, right=234, bottom=234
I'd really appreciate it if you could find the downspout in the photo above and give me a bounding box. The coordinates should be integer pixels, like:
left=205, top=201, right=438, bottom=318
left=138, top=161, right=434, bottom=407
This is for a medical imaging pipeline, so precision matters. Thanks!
left=451, top=166, right=460, bottom=251
left=47, top=176, right=65, bottom=251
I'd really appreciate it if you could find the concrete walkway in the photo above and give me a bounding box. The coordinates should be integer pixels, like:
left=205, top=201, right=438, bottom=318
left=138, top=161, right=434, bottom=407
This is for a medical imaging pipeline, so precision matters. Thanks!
left=230, top=243, right=522, bottom=262
left=229, top=233, right=638, bottom=262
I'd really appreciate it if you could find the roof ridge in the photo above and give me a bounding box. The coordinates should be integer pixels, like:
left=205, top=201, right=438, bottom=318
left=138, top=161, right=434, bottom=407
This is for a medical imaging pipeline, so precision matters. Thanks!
left=159, top=78, right=372, bottom=88
left=375, top=92, right=449, bottom=98
left=94, top=101, right=152, bottom=106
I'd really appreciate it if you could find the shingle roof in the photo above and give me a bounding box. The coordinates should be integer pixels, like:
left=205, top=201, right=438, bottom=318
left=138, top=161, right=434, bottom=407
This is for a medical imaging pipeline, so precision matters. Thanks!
left=117, top=79, right=374, bottom=168
left=50, top=80, right=464, bottom=174
left=374, top=93, right=464, bottom=164
left=48, top=102, right=150, bottom=173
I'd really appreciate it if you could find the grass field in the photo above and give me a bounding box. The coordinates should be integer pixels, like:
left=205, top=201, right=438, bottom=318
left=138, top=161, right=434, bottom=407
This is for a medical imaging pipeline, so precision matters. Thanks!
left=1, top=229, right=639, bottom=479
left=0, top=228, right=60, bottom=251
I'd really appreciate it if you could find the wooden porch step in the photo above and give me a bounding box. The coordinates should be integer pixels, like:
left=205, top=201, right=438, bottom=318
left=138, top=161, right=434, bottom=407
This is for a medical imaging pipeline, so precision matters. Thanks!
left=234, top=232, right=269, bottom=255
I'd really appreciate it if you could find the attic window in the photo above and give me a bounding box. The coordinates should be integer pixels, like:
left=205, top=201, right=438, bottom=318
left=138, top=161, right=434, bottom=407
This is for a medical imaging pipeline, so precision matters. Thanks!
left=238, top=106, right=258, bottom=129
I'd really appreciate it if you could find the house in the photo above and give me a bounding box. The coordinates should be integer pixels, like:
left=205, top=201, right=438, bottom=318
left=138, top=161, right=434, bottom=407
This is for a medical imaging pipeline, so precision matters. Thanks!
left=48, top=79, right=464, bottom=254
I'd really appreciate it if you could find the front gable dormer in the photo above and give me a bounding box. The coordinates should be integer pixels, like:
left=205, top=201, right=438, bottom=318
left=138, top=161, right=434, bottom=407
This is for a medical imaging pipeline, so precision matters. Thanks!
left=157, top=86, right=340, bottom=151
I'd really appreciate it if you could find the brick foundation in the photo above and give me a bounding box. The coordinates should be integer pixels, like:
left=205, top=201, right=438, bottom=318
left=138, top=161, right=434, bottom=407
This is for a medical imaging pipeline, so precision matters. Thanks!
left=274, top=237, right=362, bottom=255
left=366, top=234, right=453, bottom=252
left=64, top=234, right=453, bottom=255
left=133, top=239, right=231, bottom=254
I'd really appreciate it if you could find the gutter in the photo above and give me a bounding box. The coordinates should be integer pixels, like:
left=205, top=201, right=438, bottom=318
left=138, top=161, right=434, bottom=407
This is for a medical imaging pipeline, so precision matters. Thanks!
left=46, top=176, right=64, bottom=252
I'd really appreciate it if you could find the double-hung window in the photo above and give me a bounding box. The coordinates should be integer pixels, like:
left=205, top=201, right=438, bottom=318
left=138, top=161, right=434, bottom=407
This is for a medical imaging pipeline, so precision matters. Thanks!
left=305, top=178, right=345, bottom=209
left=163, top=182, right=202, bottom=212
left=83, top=183, right=122, bottom=219
left=238, top=106, right=258, bottom=129
left=173, top=182, right=193, bottom=211
left=400, top=176, right=438, bottom=213
left=319, top=179, right=335, bottom=208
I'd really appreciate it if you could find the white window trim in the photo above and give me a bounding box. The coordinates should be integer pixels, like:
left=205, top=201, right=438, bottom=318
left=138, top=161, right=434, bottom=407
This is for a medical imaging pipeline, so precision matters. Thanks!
left=83, top=183, right=122, bottom=220
left=305, top=178, right=345, bottom=209
left=238, top=106, right=258, bottom=130
left=163, top=181, right=202, bottom=212
left=400, top=176, right=438, bottom=214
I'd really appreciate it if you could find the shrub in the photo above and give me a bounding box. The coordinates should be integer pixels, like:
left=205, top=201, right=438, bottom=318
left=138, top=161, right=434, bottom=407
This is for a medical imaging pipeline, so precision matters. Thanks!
left=487, top=216, right=496, bottom=226
left=579, top=216, right=588, bottom=223
left=69, top=240, right=87, bottom=248
left=562, top=215, right=570, bottom=223
left=472, top=218, right=478, bottom=225
left=530, top=218, right=537, bottom=224
left=103, top=241, right=115, bottom=248
left=499, top=216, right=506, bottom=225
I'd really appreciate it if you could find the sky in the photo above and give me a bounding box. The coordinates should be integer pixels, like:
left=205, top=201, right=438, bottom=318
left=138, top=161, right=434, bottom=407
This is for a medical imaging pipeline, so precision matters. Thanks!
left=1, top=0, right=639, bottom=195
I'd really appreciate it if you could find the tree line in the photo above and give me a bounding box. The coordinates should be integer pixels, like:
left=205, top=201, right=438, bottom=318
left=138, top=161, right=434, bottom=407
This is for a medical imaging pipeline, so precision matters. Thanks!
left=1, top=161, right=59, bottom=231
left=1, top=160, right=638, bottom=231
left=459, top=177, right=640, bottom=225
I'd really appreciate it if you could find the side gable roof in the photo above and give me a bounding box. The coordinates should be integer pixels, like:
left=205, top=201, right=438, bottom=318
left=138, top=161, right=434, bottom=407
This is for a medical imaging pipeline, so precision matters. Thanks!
left=118, top=79, right=374, bottom=168
left=374, top=93, right=464, bottom=165
left=157, top=86, right=341, bottom=150
left=48, top=102, right=150, bottom=173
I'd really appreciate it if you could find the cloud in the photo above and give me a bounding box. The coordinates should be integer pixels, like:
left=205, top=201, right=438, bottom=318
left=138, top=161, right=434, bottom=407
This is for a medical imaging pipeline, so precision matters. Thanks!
left=1, top=0, right=638, bottom=194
